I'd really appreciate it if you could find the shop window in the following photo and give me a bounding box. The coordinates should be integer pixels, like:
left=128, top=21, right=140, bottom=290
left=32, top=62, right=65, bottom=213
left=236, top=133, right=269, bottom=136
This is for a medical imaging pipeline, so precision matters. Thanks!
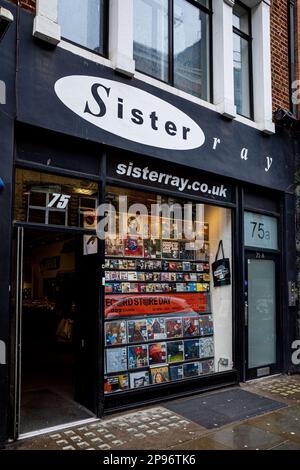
left=133, top=0, right=212, bottom=101
left=14, top=169, right=99, bottom=230
left=233, top=2, right=253, bottom=119
left=58, top=0, right=107, bottom=55
left=103, top=186, right=233, bottom=394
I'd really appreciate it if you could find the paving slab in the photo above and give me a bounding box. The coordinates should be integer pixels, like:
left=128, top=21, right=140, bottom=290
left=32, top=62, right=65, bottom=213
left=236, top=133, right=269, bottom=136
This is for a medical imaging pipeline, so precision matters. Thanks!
left=248, top=405, right=300, bottom=444
left=208, top=423, right=285, bottom=450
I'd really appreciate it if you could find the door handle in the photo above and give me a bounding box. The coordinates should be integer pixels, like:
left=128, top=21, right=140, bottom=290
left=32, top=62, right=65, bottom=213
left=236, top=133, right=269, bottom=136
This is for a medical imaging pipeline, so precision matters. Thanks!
left=244, top=301, right=248, bottom=326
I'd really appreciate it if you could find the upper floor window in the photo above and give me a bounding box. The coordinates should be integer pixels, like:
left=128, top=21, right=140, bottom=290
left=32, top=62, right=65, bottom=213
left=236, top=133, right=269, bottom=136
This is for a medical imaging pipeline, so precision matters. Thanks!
left=58, top=0, right=107, bottom=56
left=233, top=2, right=253, bottom=119
left=133, top=0, right=212, bottom=101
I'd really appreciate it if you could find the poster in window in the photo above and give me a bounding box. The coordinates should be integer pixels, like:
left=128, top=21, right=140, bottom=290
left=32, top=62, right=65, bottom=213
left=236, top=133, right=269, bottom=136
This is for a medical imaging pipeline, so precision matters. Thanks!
left=199, top=337, right=214, bottom=359
left=169, top=364, right=184, bottom=381
left=148, top=342, right=167, bottom=365
left=106, top=347, right=127, bottom=374
left=183, top=362, right=199, bottom=378
left=183, top=317, right=200, bottom=337
left=150, top=365, right=169, bottom=384
left=105, top=321, right=127, bottom=346
left=104, top=374, right=129, bottom=393
left=128, top=344, right=149, bottom=369
left=127, top=320, right=148, bottom=343
left=124, top=235, right=144, bottom=257
left=147, top=317, right=166, bottom=341
left=165, top=318, right=183, bottom=339
left=129, top=370, right=150, bottom=389
left=167, top=341, right=184, bottom=363
left=83, top=209, right=97, bottom=229
left=161, top=241, right=180, bottom=259
left=105, top=293, right=210, bottom=318
left=83, top=235, right=98, bottom=255
left=184, top=339, right=200, bottom=360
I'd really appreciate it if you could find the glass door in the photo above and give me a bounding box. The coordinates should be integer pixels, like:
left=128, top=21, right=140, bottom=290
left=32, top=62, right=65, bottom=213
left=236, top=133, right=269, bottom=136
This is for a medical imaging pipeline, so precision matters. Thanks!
left=245, top=252, right=280, bottom=379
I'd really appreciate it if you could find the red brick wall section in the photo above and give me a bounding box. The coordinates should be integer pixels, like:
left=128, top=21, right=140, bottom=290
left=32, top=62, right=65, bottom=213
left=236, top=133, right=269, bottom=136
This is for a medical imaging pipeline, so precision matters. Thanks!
left=270, top=0, right=290, bottom=113
left=9, top=0, right=36, bottom=13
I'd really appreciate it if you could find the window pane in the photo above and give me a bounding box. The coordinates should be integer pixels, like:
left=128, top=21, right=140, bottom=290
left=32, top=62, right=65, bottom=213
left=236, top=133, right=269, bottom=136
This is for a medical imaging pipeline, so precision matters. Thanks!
left=174, top=0, right=210, bottom=100
left=233, top=3, right=249, bottom=35
left=15, top=169, right=98, bottom=229
left=58, top=0, right=105, bottom=54
left=233, top=33, right=250, bottom=118
left=133, top=0, right=169, bottom=82
left=104, top=185, right=233, bottom=393
left=248, top=260, right=276, bottom=368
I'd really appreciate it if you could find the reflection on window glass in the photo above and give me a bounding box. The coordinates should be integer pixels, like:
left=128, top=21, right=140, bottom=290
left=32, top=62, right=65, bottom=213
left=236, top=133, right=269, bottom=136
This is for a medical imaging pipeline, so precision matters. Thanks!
left=134, top=0, right=169, bottom=82
left=174, top=0, right=210, bottom=100
left=103, top=185, right=233, bottom=394
left=233, top=34, right=250, bottom=117
left=133, top=0, right=211, bottom=100
left=15, top=169, right=98, bottom=229
left=233, top=3, right=249, bottom=34
left=233, top=3, right=251, bottom=118
left=58, top=0, right=106, bottom=54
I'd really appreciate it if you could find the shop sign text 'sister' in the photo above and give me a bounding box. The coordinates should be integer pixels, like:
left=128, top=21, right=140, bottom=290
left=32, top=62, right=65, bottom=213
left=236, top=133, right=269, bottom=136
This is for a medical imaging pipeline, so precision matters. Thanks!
left=55, top=75, right=273, bottom=172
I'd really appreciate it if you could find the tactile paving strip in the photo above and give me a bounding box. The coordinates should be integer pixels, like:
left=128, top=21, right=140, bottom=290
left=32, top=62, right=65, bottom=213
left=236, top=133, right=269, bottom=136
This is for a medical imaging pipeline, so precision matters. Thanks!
left=48, top=407, right=200, bottom=450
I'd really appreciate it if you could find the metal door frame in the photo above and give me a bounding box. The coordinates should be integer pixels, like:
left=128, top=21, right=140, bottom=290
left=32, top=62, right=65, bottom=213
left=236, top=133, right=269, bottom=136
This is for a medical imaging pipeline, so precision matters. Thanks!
left=244, top=250, right=281, bottom=380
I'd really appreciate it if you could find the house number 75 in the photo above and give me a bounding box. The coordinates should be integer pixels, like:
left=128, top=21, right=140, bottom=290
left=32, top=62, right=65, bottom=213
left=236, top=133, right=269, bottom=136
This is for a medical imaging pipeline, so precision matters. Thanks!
left=48, top=193, right=71, bottom=209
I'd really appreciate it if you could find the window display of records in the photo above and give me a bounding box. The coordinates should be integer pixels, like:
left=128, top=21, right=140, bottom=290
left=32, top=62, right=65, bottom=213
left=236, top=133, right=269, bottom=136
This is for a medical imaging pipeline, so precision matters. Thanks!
left=104, top=218, right=216, bottom=394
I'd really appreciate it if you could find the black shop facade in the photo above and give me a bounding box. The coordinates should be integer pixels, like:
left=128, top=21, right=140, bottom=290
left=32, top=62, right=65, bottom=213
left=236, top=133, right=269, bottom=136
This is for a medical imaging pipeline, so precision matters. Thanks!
left=0, top=6, right=296, bottom=442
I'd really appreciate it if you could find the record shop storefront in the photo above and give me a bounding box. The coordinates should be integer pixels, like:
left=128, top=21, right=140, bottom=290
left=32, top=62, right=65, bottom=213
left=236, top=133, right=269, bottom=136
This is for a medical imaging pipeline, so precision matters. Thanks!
left=0, top=7, right=296, bottom=441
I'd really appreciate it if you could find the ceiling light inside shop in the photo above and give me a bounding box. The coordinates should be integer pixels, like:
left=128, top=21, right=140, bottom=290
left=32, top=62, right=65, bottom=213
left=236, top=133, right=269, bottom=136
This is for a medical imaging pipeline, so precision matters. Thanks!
left=74, top=188, right=96, bottom=196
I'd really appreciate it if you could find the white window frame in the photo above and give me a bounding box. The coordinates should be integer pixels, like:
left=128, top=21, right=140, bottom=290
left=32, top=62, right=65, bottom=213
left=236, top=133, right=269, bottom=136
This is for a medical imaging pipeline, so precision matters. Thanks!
left=33, top=0, right=274, bottom=134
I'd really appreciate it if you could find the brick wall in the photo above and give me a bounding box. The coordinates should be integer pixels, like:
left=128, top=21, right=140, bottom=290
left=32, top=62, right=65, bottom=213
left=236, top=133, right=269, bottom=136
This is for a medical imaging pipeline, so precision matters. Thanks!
left=9, top=0, right=36, bottom=12
left=270, top=0, right=290, bottom=113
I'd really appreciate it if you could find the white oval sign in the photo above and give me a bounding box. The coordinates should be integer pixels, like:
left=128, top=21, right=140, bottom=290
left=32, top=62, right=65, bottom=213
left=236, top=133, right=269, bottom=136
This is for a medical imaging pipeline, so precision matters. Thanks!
left=54, top=76, right=205, bottom=151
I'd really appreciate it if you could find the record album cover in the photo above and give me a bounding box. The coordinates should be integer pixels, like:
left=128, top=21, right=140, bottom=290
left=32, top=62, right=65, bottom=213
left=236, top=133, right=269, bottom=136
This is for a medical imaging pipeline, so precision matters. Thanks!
left=105, top=321, right=127, bottom=346
left=128, top=345, right=149, bottom=369
left=167, top=341, right=184, bottom=363
left=104, top=374, right=129, bottom=393
left=105, top=237, right=124, bottom=257
left=200, top=359, right=215, bottom=374
left=183, top=317, right=200, bottom=337
left=165, top=318, right=183, bottom=339
left=106, top=347, right=127, bottom=374
left=162, top=241, right=180, bottom=259
left=199, top=315, right=214, bottom=336
left=129, top=370, right=150, bottom=389
left=183, top=362, right=199, bottom=378
left=124, top=235, right=144, bottom=257
left=144, top=239, right=161, bottom=259
left=184, top=339, right=200, bottom=360
left=169, top=364, right=184, bottom=381
left=150, top=365, right=169, bottom=384
left=148, top=342, right=167, bottom=365
left=127, top=320, right=148, bottom=343
left=199, top=337, right=214, bottom=358
left=147, top=318, right=166, bottom=341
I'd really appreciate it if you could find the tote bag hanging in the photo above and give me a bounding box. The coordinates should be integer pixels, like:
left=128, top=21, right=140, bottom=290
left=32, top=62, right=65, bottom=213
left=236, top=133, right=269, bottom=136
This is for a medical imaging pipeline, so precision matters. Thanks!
left=212, top=240, right=231, bottom=287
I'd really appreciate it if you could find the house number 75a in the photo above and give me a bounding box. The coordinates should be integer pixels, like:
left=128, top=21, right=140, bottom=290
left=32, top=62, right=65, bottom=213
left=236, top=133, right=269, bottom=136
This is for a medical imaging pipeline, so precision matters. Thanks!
left=48, top=193, right=71, bottom=209
left=250, top=221, right=270, bottom=240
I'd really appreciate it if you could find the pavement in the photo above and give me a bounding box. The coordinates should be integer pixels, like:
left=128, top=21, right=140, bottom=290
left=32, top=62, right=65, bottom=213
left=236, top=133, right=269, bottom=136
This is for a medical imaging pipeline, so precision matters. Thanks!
left=6, top=374, right=300, bottom=451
